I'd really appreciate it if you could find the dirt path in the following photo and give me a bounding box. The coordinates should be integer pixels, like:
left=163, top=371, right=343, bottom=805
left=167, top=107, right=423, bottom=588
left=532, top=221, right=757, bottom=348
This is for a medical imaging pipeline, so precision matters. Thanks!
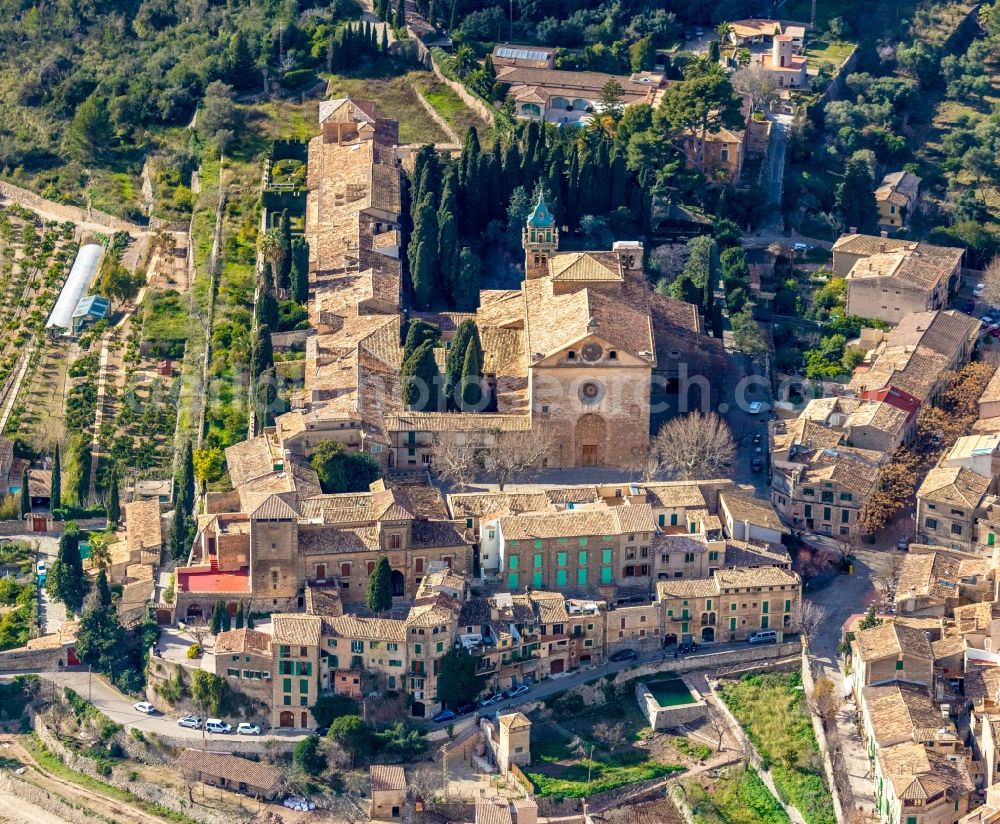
left=0, top=737, right=172, bottom=824
left=0, top=790, right=72, bottom=824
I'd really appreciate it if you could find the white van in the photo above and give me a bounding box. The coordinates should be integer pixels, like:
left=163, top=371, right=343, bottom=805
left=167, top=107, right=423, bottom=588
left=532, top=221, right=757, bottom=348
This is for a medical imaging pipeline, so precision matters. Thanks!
left=748, top=629, right=778, bottom=645
left=205, top=719, right=231, bottom=734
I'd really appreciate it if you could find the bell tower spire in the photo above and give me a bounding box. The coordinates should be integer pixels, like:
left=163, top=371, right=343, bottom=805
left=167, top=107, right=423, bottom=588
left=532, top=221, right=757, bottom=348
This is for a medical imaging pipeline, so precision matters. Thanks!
left=522, top=191, right=558, bottom=279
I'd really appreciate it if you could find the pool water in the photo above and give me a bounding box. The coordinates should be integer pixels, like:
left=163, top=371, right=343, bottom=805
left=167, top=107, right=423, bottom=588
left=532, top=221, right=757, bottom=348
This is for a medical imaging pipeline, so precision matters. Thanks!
left=646, top=678, right=697, bottom=707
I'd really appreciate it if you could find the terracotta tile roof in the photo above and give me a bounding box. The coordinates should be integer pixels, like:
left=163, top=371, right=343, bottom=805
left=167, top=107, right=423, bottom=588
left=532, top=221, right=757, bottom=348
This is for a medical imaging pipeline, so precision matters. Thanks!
left=641, top=483, right=708, bottom=508
left=411, top=519, right=468, bottom=549
left=447, top=491, right=551, bottom=520
left=175, top=749, right=284, bottom=792
left=405, top=599, right=460, bottom=628
left=476, top=798, right=514, bottom=824
left=250, top=494, right=301, bottom=521
left=549, top=252, right=623, bottom=282
left=272, top=614, right=322, bottom=647
left=917, top=466, right=991, bottom=508
left=323, top=614, right=406, bottom=642
left=124, top=499, right=163, bottom=550
left=493, top=66, right=659, bottom=103
left=854, top=622, right=933, bottom=662
left=729, top=18, right=783, bottom=37
left=888, top=311, right=979, bottom=361
left=384, top=412, right=531, bottom=433
left=931, top=631, right=965, bottom=660
left=370, top=764, right=406, bottom=792
left=27, top=468, right=51, bottom=499
left=719, top=491, right=787, bottom=533
left=879, top=740, right=974, bottom=802
left=498, top=711, right=531, bottom=730
left=844, top=400, right=909, bottom=437
left=965, top=665, right=1000, bottom=706
left=876, top=171, right=920, bottom=205
left=298, top=524, right=379, bottom=554
left=215, top=627, right=273, bottom=657
left=714, top=566, right=800, bottom=591
left=304, top=584, right=344, bottom=617
left=723, top=540, right=790, bottom=568
left=657, top=577, right=720, bottom=599
left=954, top=601, right=998, bottom=634
left=499, top=509, right=616, bottom=540
left=225, top=436, right=279, bottom=488
left=862, top=682, right=951, bottom=746
left=980, top=368, right=1000, bottom=404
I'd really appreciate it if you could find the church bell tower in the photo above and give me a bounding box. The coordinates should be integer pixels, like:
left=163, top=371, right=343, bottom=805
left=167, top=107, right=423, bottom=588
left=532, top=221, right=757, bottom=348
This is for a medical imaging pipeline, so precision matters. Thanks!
left=523, top=193, right=558, bottom=279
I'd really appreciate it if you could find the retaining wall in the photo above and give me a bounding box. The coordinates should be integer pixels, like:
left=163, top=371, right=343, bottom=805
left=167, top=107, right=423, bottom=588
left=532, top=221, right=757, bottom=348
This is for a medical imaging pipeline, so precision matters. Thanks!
left=0, top=645, right=67, bottom=671
left=428, top=57, right=496, bottom=126
left=0, top=180, right=145, bottom=233
left=34, top=712, right=233, bottom=824
left=636, top=680, right=707, bottom=730
left=800, top=650, right=846, bottom=823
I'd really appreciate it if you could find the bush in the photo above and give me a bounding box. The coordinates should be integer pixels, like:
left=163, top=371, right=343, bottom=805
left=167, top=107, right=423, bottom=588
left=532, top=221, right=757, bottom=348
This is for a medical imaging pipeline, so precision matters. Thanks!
left=186, top=643, right=202, bottom=659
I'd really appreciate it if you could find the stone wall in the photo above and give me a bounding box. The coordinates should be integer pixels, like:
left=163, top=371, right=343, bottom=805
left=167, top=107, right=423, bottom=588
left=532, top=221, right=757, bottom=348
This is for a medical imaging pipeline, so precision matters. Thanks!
left=428, top=56, right=496, bottom=127
left=635, top=680, right=707, bottom=730
left=800, top=651, right=846, bottom=823
left=0, top=771, right=102, bottom=824
left=0, top=644, right=67, bottom=671
left=33, top=712, right=234, bottom=824
left=0, top=180, right=146, bottom=233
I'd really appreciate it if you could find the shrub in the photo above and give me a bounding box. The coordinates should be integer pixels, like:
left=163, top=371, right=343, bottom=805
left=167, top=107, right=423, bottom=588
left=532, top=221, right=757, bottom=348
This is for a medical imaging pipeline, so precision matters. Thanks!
left=186, top=643, right=202, bottom=659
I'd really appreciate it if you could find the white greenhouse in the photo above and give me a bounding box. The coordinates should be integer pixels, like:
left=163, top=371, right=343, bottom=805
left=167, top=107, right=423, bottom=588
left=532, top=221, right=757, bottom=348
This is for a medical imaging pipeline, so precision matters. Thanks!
left=46, top=244, right=104, bottom=334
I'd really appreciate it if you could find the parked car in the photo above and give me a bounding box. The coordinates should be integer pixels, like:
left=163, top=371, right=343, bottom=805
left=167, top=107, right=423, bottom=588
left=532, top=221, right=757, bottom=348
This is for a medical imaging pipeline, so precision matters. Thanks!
left=896, top=538, right=910, bottom=551
left=133, top=702, right=156, bottom=715
left=752, top=432, right=762, bottom=445
left=432, top=709, right=457, bottom=723
left=456, top=702, right=477, bottom=715
left=36, top=561, right=46, bottom=577
left=479, top=693, right=504, bottom=708
left=237, top=723, right=262, bottom=735
left=750, top=457, right=764, bottom=473
left=989, top=325, right=1000, bottom=339
left=314, top=726, right=329, bottom=737
left=505, top=684, right=530, bottom=699
left=748, top=630, right=778, bottom=645
left=609, top=648, right=637, bottom=662
left=964, top=298, right=977, bottom=312
left=176, top=715, right=201, bottom=729
left=205, top=719, right=232, bottom=734
left=748, top=400, right=763, bottom=414
left=975, top=282, right=987, bottom=297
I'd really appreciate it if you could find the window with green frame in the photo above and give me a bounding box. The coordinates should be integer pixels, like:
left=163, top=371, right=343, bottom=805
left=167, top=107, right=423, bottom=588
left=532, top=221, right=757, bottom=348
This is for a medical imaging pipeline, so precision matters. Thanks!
left=578, top=550, right=587, bottom=565
left=601, top=567, right=613, bottom=584
left=534, top=553, right=543, bottom=568
left=579, top=537, right=587, bottom=546
left=508, top=572, right=519, bottom=589
left=299, top=679, right=309, bottom=693
left=557, top=552, right=567, bottom=566
left=602, top=548, right=613, bottom=564
left=730, top=617, right=736, bottom=630
left=990, top=533, right=996, bottom=547
left=282, top=678, right=291, bottom=693
left=533, top=539, right=542, bottom=548
left=509, top=555, right=519, bottom=569
left=556, top=569, right=567, bottom=586
left=784, top=599, right=791, bottom=612
left=577, top=568, right=587, bottom=586
left=761, top=616, right=769, bottom=629
left=762, top=602, right=768, bottom=614
left=533, top=571, right=543, bottom=588
left=681, top=622, right=688, bottom=633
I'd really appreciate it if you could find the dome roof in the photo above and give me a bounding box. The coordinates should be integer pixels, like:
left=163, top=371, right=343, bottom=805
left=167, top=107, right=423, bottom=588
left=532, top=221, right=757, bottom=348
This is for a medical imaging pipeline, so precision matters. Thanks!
left=526, top=193, right=555, bottom=228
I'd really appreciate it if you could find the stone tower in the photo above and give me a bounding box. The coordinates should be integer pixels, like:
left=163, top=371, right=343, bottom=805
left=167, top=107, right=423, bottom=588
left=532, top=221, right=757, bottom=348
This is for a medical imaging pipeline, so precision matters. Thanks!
left=496, top=711, right=532, bottom=772
left=523, top=192, right=558, bottom=279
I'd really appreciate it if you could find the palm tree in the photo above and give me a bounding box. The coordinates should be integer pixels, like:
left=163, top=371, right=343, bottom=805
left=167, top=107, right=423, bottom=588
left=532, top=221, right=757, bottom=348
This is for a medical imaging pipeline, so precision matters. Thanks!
left=257, top=229, right=284, bottom=291
left=737, top=47, right=752, bottom=67
left=715, top=21, right=732, bottom=43
left=450, top=45, right=478, bottom=78
left=88, top=534, right=112, bottom=574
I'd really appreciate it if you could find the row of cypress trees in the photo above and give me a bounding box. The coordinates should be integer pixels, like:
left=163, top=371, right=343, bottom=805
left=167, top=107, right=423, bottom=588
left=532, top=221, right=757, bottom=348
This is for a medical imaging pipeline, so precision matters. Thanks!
left=399, top=318, right=486, bottom=412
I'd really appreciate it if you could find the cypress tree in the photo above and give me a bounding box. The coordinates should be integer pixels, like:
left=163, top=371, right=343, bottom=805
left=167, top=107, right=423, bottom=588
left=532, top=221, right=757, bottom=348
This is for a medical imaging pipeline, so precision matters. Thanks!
left=609, top=149, right=629, bottom=212
left=252, top=324, right=274, bottom=383
left=210, top=601, right=226, bottom=634
left=366, top=555, right=393, bottom=614
left=460, top=335, right=483, bottom=410
left=380, top=26, right=389, bottom=52
left=247, top=612, right=255, bottom=629
left=401, top=341, right=440, bottom=411
left=50, top=444, right=61, bottom=511
left=437, top=172, right=460, bottom=306
left=180, top=438, right=195, bottom=515
left=501, top=142, right=522, bottom=201
left=278, top=210, right=292, bottom=289
left=235, top=601, right=245, bottom=629
left=445, top=319, right=475, bottom=408
left=19, top=466, right=30, bottom=517
left=408, top=196, right=438, bottom=310
left=566, top=147, right=580, bottom=231
left=47, top=530, right=88, bottom=614
left=403, top=319, right=440, bottom=361
left=169, top=502, right=189, bottom=560
left=292, top=238, right=309, bottom=304
left=96, top=568, right=112, bottom=609
left=395, top=0, right=405, bottom=30
left=256, top=275, right=279, bottom=330
left=455, top=247, right=481, bottom=312
left=107, top=469, right=120, bottom=527
left=459, top=127, right=481, bottom=190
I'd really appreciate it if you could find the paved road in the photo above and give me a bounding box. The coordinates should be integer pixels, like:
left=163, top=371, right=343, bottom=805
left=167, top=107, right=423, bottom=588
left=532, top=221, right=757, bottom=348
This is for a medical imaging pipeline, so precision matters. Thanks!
left=2, top=668, right=311, bottom=744
left=804, top=543, right=891, bottom=819
left=33, top=536, right=64, bottom=636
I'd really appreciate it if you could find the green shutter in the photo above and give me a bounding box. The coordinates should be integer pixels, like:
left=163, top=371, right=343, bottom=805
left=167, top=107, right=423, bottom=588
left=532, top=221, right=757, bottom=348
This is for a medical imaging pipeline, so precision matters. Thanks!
left=557, top=552, right=567, bottom=566
left=602, top=549, right=613, bottom=564
left=556, top=569, right=567, bottom=586
left=601, top=567, right=613, bottom=584
left=508, top=572, right=519, bottom=589
left=577, top=568, right=587, bottom=586
left=533, top=571, right=543, bottom=588
left=578, top=550, right=587, bottom=565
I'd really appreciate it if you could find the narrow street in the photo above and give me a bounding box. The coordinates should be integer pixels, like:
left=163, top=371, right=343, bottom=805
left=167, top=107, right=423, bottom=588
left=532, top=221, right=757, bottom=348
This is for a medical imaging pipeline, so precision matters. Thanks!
left=803, top=544, right=893, bottom=819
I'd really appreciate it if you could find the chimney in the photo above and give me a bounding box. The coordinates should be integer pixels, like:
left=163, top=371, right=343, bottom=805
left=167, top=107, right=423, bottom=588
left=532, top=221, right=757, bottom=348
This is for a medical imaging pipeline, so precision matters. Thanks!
left=879, top=242, right=885, bottom=253
left=880, top=230, right=888, bottom=238
left=849, top=226, right=857, bottom=233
